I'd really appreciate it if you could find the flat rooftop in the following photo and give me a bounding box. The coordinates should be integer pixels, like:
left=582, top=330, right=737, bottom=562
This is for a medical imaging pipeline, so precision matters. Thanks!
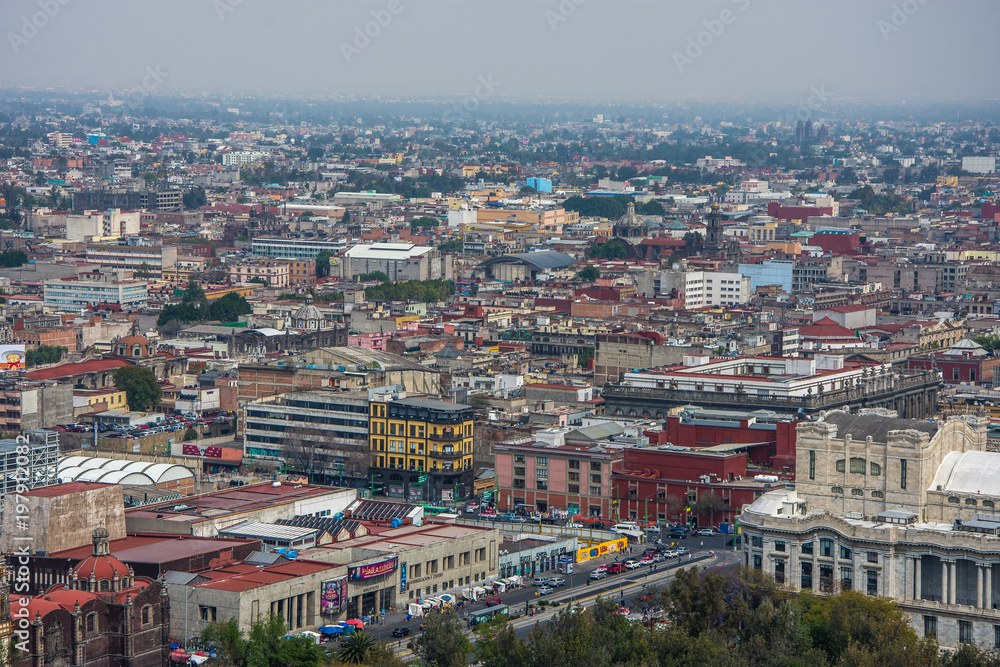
left=125, top=482, right=348, bottom=523
left=49, top=534, right=261, bottom=565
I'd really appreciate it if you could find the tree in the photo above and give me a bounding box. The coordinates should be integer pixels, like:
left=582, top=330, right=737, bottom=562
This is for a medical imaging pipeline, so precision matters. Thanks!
left=359, top=271, right=390, bottom=282
left=577, top=347, right=595, bottom=368
left=112, top=366, right=162, bottom=411
left=338, top=631, right=376, bottom=664
left=182, top=278, right=206, bottom=304
left=636, top=199, right=665, bottom=216
left=588, top=239, right=629, bottom=260
left=415, top=612, right=472, bottom=667
left=157, top=302, right=203, bottom=328
left=341, top=210, right=351, bottom=225
left=576, top=266, right=600, bottom=281
left=410, top=216, right=441, bottom=229
left=316, top=250, right=334, bottom=278
left=183, top=427, right=199, bottom=441
left=520, top=185, right=537, bottom=194
left=202, top=614, right=321, bottom=667
left=182, top=186, right=208, bottom=210
left=25, top=345, right=67, bottom=367
left=439, top=240, right=463, bottom=253
left=208, top=292, right=252, bottom=323
left=695, top=491, right=725, bottom=527
left=365, top=279, right=455, bottom=303
left=0, top=250, right=27, bottom=268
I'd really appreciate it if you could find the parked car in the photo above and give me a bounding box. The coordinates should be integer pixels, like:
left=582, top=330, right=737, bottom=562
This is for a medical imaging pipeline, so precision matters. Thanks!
left=668, top=531, right=686, bottom=539
left=624, top=559, right=640, bottom=570
left=507, top=516, right=527, bottom=524
left=696, top=528, right=715, bottom=536
left=391, top=627, right=411, bottom=638
left=548, top=578, right=566, bottom=587
left=532, top=577, right=550, bottom=587
left=483, top=597, right=503, bottom=607
left=640, top=556, right=654, bottom=565
left=652, top=553, right=666, bottom=563
left=589, top=570, right=607, bottom=580
left=677, top=547, right=690, bottom=556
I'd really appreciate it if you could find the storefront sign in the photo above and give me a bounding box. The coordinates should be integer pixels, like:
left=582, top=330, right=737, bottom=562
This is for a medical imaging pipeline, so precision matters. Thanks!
left=349, top=556, right=398, bottom=581
left=400, top=563, right=407, bottom=593
left=320, top=577, right=347, bottom=614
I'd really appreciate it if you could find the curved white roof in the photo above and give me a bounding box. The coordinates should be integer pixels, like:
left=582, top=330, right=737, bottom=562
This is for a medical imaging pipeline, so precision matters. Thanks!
left=56, top=456, right=194, bottom=485
left=931, top=451, right=1000, bottom=496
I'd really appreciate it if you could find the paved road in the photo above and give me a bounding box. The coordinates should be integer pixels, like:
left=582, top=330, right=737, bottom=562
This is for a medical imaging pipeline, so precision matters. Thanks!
left=381, top=535, right=742, bottom=658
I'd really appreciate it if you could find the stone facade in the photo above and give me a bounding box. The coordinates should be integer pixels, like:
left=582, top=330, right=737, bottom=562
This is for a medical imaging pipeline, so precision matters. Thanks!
left=740, top=410, right=1000, bottom=649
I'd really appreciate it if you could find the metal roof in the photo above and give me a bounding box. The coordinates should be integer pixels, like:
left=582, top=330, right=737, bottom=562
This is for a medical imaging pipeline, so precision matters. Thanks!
left=218, top=521, right=319, bottom=541
left=479, top=250, right=576, bottom=270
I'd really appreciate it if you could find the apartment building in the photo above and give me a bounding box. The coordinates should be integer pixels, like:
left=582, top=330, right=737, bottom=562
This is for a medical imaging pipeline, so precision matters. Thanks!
left=84, top=243, right=178, bottom=278
left=342, top=243, right=452, bottom=282
left=251, top=236, right=344, bottom=261
left=65, top=208, right=140, bottom=242
left=494, top=437, right=622, bottom=518
left=12, top=326, right=78, bottom=352
left=227, top=259, right=290, bottom=288
left=44, top=276, right=148, bottom=311
left=683, top=270, right=752, bottom=308
left=369, top=397, right=475, bottom=503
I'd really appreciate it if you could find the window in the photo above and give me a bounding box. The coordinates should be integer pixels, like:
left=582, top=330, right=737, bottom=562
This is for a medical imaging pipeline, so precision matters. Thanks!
left=994, top=625, right=1000, bottom=649
left=948, top=496, right=960, bottom=504
left=569, top=460, right=580, bottom=469
left=536, top=457, right=548, bottom=466
left=568, top=472, right=580, bottom=481
left=953, top=368, right=960, bottom=381
left=536, top=480, right=548, bottom=490
left=513, top=479, right=525, bottom=489
left=966, top=498, right=978, bottom=506
left=142, top=606, right=152, bottom=625
left=590, top=462, right=602, bottom=471
left=831, top=486, right=844, bottom=494
left=590, top=474, right=602, bottom=484
left=819, top=565, right=834, bottom=593
left=840, top=567, right=853, bottom=591
left=820, top=538, right=833, bottom=558
left=751, top=536, right=763, bottom=548
left=590, top=486, right=601, bottom=495
left=867, top=569, right=878, bottom=596
left=924, top=615, right=937, bottom=639
left=514, top=467, right=525, bottom=477
left=200, top=606, right=216, bottom=622
left=872, top=490, right=884, bottom=499
left=86, top=613, right=96, bottom=633
left=774, top=559, right=785, bottom=584
left=867, top=551, right=879, bottom=564
left=901, top=459, right=907, bottom=489
left=850, top=458, right=866, bottom=474
left=869, top=462, right=881, bottom=476
left=514, top=455, right=525, bottom=464
left=568, top=484, right=579, bottom=494
left=536, top=469, right=548, bottom=479
left=985, top=500, right=995, bottom=509
left=801, top=562, right=813, bottom=590
left=809, top=451, right=816, bottom=480
left=840, top=546, right=852, bottom=560
left=851, top=488, right=864, bottom=496
left=775, top=540, right=785, bottom=552
left=835, top=459, right=845, bottom=473
left=960, top=620, right=974, bottom=644
left=802, top=541, right=814, bottom=555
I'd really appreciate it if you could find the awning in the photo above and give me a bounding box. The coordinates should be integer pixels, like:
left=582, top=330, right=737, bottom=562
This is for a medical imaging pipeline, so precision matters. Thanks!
left=318, top=626, right=341, bottom=635
left=345, top=619, right=365, bottom=629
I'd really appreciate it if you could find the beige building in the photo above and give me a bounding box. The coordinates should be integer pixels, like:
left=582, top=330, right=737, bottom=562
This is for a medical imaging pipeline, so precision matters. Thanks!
left=741, top=409, right=1000, bottom=649
left=1, top=482, right=126, bottom=554
left=227, top=259, right=291, bottom=288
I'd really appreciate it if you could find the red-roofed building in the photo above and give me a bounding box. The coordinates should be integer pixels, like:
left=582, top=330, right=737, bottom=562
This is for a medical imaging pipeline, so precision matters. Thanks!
left=767, top=201, right=834, bottom=223
left=798, top=317, right=864, bottom=352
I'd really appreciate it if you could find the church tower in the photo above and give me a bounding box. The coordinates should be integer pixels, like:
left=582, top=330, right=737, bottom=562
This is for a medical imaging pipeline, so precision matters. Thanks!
left=704, top=200, right=724, bottom=255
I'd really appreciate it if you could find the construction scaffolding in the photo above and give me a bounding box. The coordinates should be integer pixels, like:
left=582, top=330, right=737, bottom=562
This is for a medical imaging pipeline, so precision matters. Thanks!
left=0, top=430, right=60, bottom=534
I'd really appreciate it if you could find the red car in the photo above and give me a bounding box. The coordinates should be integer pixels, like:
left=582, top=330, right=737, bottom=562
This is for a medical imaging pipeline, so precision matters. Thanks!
left=607, top=562, right=627, bottom=575
left=483, top=597, right=503, bottom=607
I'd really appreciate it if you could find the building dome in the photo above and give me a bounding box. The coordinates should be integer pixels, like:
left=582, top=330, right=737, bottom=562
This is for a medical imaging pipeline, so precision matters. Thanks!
left=71, top=527, right=133, bottom=593
left=612, top=202, right=648, bottom=240
left=292, top=296, right=326, bottom=331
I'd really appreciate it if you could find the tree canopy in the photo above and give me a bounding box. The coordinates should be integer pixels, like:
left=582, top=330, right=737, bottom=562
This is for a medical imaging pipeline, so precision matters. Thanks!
left=112, top=366, right=161, bottom=411
left=365, top=279, right=455, bottom=303
left=588, top=239, right=629, bottom=260
left=0, top=250, right=27, bottom=268
left=576, top=265, right=601, bottom=281
left=410, top=216, right=441, bottom=228
left=563, top=195, right=635, bottom=219
left=201, top=615, right=322, bottom=667
left=25, top=345, right=67, bottom=367
left=359, top=271, right=390, bottom=282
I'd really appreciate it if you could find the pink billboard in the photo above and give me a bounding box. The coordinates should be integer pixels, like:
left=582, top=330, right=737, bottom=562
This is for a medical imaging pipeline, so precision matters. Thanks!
left=348, top=557, right=398, bottom=581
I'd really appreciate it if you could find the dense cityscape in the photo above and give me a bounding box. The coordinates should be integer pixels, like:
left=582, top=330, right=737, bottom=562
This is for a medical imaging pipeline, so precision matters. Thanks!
left=1, top=1, right=1000, bottom=666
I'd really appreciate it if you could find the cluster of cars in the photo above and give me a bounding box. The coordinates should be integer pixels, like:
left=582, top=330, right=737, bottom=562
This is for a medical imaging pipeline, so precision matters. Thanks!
left=56, top=414, right=232, bottom=440
left=531, top=576, right=566, bottom=595
left=589, top=546, right=690, bottom=580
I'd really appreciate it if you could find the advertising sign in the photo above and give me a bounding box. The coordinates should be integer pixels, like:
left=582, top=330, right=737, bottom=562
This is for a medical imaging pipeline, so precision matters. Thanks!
left=320, top=577, right=347, bottom=614
left=182, top=445, right=223, bottom=458
left=0, top=345, right=25, bottom=371
left=575, top=538, right=628, bottom=563
left=400, top=562, right=407, bottom=593
left=349, top=556, right=398, bottom=581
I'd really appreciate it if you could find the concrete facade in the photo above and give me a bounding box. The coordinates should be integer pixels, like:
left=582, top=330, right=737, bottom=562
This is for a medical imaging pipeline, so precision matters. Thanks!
left=2, top=482, right=126, bottom=554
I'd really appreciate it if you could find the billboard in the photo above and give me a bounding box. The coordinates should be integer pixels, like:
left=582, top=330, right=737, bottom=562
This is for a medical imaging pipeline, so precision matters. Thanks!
left=320, top=577, right=347, bottom=614
left=349, top=556, right=398, bottom=581
left=0, top=345, right=25, bottom=371
left=575, top=538, right=628, bottom=563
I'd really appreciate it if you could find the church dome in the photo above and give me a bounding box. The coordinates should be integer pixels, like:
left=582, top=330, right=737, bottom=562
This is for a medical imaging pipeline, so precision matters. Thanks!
left=71, top=527, right=133, bottom=593
left=612, top=202, right=648, bottom=240
left=292, top=296, right=326, bottom=331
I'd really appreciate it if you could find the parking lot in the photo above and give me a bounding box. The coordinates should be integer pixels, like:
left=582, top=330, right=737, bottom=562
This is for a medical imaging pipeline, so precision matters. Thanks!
left=55, top=412, right=235, bottom=440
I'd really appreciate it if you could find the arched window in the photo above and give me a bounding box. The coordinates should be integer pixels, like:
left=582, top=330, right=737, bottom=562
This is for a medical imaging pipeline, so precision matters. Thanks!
left=849, top=458, right=866, bottom=474
left=831, top=486, right=844, bottom=494
left=871, top=490, right=884, bottom=499
left=869, top=462, right=881, bottom=476
left=835, top=459, right=845, bottom=473
left=851, top=488, right=864, bottom=496
left=100, top=580, right=110, bottom=591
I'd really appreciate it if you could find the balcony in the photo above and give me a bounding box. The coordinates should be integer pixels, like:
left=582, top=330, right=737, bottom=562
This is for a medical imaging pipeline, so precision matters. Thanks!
left=429, top=450, right=465, bottom=460
left=429, top=432, right=465, bottom=443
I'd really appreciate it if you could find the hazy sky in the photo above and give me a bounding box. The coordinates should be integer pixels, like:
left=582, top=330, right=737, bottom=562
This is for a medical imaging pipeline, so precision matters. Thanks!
left=1, top=0, right=997, bottom=103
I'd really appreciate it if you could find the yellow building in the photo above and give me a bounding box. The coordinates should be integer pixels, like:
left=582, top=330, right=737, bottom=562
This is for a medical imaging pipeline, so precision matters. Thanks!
left=369, top=397, right=475, bottom=503
left=74, top=387, right=129, bottom=416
